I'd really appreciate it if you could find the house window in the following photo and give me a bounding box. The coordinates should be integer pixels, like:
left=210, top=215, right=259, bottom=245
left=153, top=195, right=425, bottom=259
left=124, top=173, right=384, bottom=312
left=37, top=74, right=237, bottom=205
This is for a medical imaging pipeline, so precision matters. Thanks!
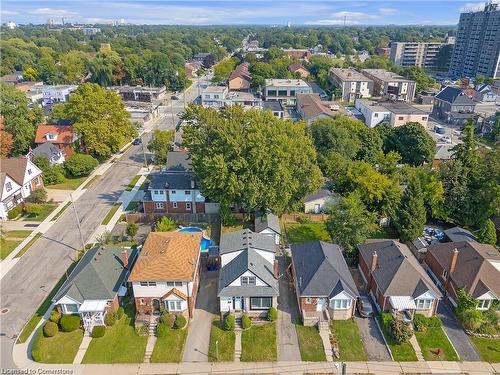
left=415, top=299, right=433, bottom=310
left=374, top=113, right=379, bottom=118
left=173, top=202, right=178, bottom=209
left=63, top=304, right=79, bottom=314
left=155, top=202, right=164, bottom=209
left=241, top=276, right=256, bottom=286
left=148, top=282, right=156, bottom=287
left=422, top=117, right=427, bottom=121
left=171, top=190, right=176, bottom=194
left=477, top=299, right=491, bottom=310
left=185, top=190, right=191, bottom=195
left=159, top=190, right=164, bottom=195
left=168, top=301, right=183, bottom=311
left=305, top=298, right=312, bottom=304
left=5, top=182, right=12, bottom=192
left=250, top=297, right=272, bottom=310
left=167, top=282, right=174, bottom=286
left=140, top=282, right=148, bottom=286
left=442, top=269, right=448, bottom=279
left=186, top=202, right=191, bottom=211
left=140, top=282, right=156, bottom=287
left=28, top=169, right=32, bottom=175
left=278, top=90, right=287, bottom=96
left=174, top=282, right=183, bottom=287
left=154, top=190, right=159, bottom=195
left=140, top=298, right=145, bottom=305
left=332, top=299, right=351, bottom=310
left=35, top=176, right=42, bottom=186
left=398, top=116, right=404, bottom=120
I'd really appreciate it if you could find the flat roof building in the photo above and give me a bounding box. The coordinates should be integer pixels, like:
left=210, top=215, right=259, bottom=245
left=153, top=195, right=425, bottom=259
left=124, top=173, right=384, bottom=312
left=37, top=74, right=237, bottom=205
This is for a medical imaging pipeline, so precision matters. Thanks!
left=264, top=79, right=312, bottom=106
left=355, top=99, right=428, bottom=128
left=361, top=69, right=417, bottom=102
left=329, top=68, right=373, bottom=103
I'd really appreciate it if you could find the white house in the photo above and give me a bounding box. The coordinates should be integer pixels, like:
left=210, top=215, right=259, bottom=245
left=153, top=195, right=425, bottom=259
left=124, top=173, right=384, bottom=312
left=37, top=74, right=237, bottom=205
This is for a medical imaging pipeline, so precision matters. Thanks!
left=254, top=210, right=281, bottom=245
left=354, top=99, right=391, bottom=128
left=218, top=229, right=279, bottom=316
left=0, top=173, right=22, bottom=220
left=303, top=188, right=335, bottom=213
left=42, top=85, right=77, bottom=106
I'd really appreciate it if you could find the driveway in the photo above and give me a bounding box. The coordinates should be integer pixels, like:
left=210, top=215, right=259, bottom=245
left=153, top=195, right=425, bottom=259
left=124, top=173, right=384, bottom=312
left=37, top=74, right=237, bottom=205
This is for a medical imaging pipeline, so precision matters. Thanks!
left=182, top=265, right=218, bottom=362
left=277, top=255, right=301, bottom=361
left=355, top=315, right=392, bottom=361
left=437, top=298, right=481, bottom=361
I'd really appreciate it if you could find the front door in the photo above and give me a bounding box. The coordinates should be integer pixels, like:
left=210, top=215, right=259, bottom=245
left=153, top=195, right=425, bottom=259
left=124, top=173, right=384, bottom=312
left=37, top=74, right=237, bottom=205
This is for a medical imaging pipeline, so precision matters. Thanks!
left=314, top=204, right=320, bottom=213
left=233, top=297, right=243, bottom=310
left=152, top=299, right=161, bottom=314
left=316, top=298, right=326, bottom=312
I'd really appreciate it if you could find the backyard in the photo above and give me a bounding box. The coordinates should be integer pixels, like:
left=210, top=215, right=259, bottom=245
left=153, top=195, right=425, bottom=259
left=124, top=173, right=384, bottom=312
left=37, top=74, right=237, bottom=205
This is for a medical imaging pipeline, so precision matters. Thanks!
left=241, top=323, right=277, bottom=362
left=330, top=319, right=368, bottom=361
left=415, top=327, right=459, bottom=361
left=295, top=323, right=325, bottom=361
left=82, top=302, right=148, bottom=363
left=31, top=328, right=83, bottom=363
left=208, top=319, right=235, bottom=362
left=377, top=315, right=418, bottom=361
left=471, top=337, right=500, bottom=363
left=150, top=326, right=188, bottom=363
left=0, top=230, right=31, bottom=259
left=284, top=222, right=330, bottom=244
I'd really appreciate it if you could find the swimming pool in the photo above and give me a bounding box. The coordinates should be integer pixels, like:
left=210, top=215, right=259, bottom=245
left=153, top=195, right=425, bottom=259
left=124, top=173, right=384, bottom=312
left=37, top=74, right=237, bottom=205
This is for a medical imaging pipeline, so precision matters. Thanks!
left=177, top=226, right=213, bottom=252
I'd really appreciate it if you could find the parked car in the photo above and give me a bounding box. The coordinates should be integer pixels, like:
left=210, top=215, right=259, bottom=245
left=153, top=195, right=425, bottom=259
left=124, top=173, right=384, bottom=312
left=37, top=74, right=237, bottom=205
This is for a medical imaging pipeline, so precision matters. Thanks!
left=357, top=295, right=374, bottom=318
left=435, top=125, right=446, bottom=134
left=132, top=138, right=142, bottom=145
left=171, top=95, right=180, bottom=100
left=440, top=136, right=452, bottom=143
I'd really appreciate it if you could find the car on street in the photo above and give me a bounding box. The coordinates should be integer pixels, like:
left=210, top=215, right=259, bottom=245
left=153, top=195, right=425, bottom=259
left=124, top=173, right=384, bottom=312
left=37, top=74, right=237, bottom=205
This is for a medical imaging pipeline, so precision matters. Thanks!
left=357, top=295, right=374, bottom=318
left=171, top=95, right=180, bottom=100
left=440, top=136, right=452, bottom=143
left=132, top=138, right=142, bottom=145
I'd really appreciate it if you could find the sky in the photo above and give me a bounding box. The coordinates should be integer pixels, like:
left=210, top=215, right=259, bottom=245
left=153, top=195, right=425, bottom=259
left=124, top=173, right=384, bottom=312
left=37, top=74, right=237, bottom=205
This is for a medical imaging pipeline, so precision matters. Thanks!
left=0, top=0, right=495, bottom=26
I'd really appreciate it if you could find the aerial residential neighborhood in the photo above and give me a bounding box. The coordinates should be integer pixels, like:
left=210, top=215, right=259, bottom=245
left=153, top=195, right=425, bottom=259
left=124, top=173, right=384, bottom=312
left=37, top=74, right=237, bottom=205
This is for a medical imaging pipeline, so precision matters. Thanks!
left=0, top=1, right=499, bottom=375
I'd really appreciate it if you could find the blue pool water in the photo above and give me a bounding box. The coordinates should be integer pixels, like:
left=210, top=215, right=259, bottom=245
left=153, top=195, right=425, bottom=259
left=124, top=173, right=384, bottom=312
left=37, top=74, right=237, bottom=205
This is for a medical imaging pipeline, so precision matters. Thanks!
left=177, top=226, right=213, bottom=252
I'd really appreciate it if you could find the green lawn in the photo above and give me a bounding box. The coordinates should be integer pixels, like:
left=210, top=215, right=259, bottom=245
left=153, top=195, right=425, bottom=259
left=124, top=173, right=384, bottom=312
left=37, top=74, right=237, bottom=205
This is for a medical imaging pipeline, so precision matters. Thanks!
left=295, top=324, right=325, bottom=361
left=48, top=176, right=88, bottom=190
left=369, top=226, right=399, bottom=239
left=3, top=230, right=32, bottom=238
left=285, top=223, right=330, bottom=244
left=32, top=328, right=83, bottom=363
left=126, top=175, right=141, bottom=191
left=0, top=237, right=23, bottom=259
left=22, top=204, right=57, bottom=221
left=415, top=328, right=459, bottom=361
left=101, top=203, right=121, bottom=225
left=377, top=316, right=418, bottom=361
left=125, top=201, right=140, bottom=211
left=330, top=319, right=368, bottom=361
left=82, top=302, right=147, bottom=363
left=151, top=326, right=188, bottom=363
left=208, top=320, right=235, bottom=362
left=471, top=337, right=500, bottom=363
left=15, top=232, right=42, bottom=258
left=241, top=323, right=277, bottom=362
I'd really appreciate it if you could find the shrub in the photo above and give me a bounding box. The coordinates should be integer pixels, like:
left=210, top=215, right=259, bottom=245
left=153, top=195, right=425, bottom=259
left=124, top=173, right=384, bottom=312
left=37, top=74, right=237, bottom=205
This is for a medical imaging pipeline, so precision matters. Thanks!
left=135, top=323, right=148, bottom=336
left=224, top=314, right=235, bottom=331
left=60, top=315, right=81, bottom=332
left=426, top=316, right=442, bottom=328
left=242, top=314, right=251, bottom=330
left=33, top=155, right=65, bottom=185
left=156, top=322, right=169, bottom=337
left=115, top=307, right=124, bottom=320
left=297, top=215, right=312, bottom=224
left=380, top=312, right=393, bottom=328
left=390, top=319, right=413, bottom=344
left=413, top=314, right=428, bottom=332
left=126, top=223, right=138, bottom=239
left=160, top=312, right=176, bottom=328
left=460, top=309, right=483, bottom=331
left=43, top=321, right=58, bottom=337
left=29, top=188, right=47, bottom=203
left=49, top=309, right=61, bottom=324
left=23, top=203, right=42, bottom=216
left=174, top=314, right=187, bottom=329
left=154, top=216, right=176, bottom=232
left=92, top=326, right=106, bottom=338
left=64, top=153, right=98, bottom=178
left=267, top=307, right=278, bottom=322
left=104, top=312, right=116, bottom=327
left=7, top=205, right=22, bottom=219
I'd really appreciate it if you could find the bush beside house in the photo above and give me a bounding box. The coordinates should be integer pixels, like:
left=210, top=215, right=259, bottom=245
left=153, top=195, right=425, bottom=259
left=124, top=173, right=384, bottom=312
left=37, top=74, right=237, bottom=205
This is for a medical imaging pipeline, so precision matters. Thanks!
left=242, top=314, right=251, bottom=330
left=43, top=321, right=58, bottom=337
left=224, top=314, right=235, bottom=331
left=60, top=315, right=81, bottom=332
left=267, top=307, right=277, bottom=322
left=174, top=315, right=187, bottom=329
left=92, top=326, right=106, bottom=338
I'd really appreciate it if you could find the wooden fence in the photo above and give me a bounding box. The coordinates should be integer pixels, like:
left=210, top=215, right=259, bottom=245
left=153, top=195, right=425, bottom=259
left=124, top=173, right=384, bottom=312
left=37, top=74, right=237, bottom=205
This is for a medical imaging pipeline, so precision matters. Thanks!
left=280, top=213, right=329, bottom=224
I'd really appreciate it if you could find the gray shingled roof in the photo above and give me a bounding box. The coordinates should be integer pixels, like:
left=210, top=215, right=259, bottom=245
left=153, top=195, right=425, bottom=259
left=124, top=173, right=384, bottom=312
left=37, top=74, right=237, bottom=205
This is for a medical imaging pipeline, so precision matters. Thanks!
left=435, top=86, right=475, bottom=105
left=444, top=226, right=477, bottom=243
left=291, top=241, right=358, bottom=298
left=218, top=248, right=279, bottom=297
left=165, top=151, right=193, bottom=172
left=219, top=229, right=276, bottom=255
left=52, top=246, right=137, bottom=303
left=358, top=240, right=441, bottom=298
left=254, top=211, right=281, bottom=235
left=304, top=188, right=331, bottom=203
left=31, top=143, right=63, bottom=161
left=149, top=172, right=198, bottom=190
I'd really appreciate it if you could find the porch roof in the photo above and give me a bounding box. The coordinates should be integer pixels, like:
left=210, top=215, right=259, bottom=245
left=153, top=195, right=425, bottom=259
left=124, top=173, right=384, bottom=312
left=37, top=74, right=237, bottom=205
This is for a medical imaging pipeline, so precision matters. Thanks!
left=79, top=300, right=107, bottom=312
left=389, top=296, right=416, bottom=311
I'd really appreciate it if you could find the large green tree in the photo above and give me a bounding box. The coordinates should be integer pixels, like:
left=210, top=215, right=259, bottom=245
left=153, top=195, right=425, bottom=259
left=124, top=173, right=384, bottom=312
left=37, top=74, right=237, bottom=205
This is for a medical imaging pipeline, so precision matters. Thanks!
left=183, top=105, right=322, bottom=213
left=147, top=130, right=174, bottom=165
left=477, top=219, right=497, bottom=245
left=59, top=50, right=88, bottom=83
left=384, top=122, right=435, bottom=166
left=394, top=177, right=426, bottom=242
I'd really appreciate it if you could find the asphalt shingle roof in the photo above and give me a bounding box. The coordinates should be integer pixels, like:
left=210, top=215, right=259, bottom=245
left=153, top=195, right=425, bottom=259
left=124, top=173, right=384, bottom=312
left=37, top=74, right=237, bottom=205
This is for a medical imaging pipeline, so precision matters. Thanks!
left=165, top=151, right=193, bottom=172
left=435, top=86, right=475, bottom=106
left=219, top=229, right=276, bottom=255
left=444, top=226, right=477, bottom=243
left=149, top=172, right=197, bottom=190
left=254, top=211, right=281, bottom=235
left=291, top=241, right=358, bottom=298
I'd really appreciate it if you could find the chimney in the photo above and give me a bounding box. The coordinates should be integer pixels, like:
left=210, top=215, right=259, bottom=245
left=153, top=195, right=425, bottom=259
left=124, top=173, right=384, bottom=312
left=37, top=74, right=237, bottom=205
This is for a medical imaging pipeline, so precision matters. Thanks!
left=121, top=250, right=129, bottom=269
left=449, top=248, right=459, bottom=275
left=370, top=251, right=378, bottom=273
left=190, top=180, right=195, bottom=189
left=274, top=259, right=279, bottom=279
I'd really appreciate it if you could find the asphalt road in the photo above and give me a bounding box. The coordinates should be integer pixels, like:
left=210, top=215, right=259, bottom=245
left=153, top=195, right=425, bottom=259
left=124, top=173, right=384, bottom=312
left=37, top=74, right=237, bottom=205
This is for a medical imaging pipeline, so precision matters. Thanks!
left=0, top=74, right=209, bottom=369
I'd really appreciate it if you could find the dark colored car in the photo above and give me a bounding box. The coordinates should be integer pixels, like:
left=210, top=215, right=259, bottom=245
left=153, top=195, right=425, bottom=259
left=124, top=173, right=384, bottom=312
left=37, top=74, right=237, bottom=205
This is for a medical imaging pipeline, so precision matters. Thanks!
left=357, top=295, right=374, bottom=318
left=171, top=95, right=180, bottom=100
left=132, top=138, right=142, bottom=145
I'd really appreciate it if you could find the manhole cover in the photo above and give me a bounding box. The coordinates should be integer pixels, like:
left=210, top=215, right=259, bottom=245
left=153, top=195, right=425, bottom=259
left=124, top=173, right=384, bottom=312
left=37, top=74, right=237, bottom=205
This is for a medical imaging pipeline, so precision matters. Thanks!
left=1, top=308, right=9, bottom=315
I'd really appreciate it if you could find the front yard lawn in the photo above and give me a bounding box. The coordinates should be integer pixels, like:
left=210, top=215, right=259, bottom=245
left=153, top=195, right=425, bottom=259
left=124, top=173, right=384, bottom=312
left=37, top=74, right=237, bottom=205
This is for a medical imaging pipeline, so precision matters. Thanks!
left=0, top=237, right=22, bottom=260
left=22, top=203, right=57, bottom=221
left=471, top=337, right=500, bottom=363
left=82, top=303, right=147, bottom=363
left=241, top=323, right=277, bottom=362
left=295, top=324, right=325, bottom=361
left=32, top=328, right=83, bottom=363
left=330, top=319, right=368, bottom=361
left=48, top=176, right=88, bottom=190
left=208, top=319, right=235, bottom=362
left=285, top=223, right=330, bottom=244
left=377, top=316, right=417, bottom=361
left=151, top=326, right=188, bottom=363
left=415, top=327, right=459, bottom=361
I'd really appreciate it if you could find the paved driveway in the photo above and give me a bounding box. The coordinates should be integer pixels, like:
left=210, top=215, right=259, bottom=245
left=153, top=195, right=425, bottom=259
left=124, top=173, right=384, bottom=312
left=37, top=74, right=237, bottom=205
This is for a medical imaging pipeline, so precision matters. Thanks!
left=355, top=315, right=392, bottom=361
left=182, top=266, right=218, bottom=362
left=277, top=255, right=301, bottom=361
left=437, top=298, right=481, bottom=361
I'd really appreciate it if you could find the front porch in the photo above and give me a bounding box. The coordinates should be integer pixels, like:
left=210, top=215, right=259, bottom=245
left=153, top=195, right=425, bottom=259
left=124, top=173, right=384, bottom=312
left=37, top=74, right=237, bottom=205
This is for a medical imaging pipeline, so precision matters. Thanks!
left=303, top=309, right=329, bottom=327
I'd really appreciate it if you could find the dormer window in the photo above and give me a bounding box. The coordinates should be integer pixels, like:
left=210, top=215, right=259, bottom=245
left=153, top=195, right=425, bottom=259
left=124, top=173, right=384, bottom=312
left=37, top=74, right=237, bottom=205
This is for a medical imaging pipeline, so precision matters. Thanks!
left=45, top=133, right=57, bottom=141
left=241, top=276, right=256, bottom=286
left=6, top=182, right=12, bottom=192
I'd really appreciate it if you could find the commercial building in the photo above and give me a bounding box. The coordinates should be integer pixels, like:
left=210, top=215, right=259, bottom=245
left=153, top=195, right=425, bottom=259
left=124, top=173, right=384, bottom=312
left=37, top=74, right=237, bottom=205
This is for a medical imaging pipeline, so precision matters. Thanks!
left=201, top=86, right=261, bottom=109
left=390, top=42, right=453, bottom=69
left=328, top=68, right=373, bottom=102
left=112, top=86, right=167, bottom=102
left=355, top=99, right=428, bottom=128
left=264, top=79, right=312, bottom=106
left=449, top=2, right=500, bottom=79
left=361, top=69, right=416, bottom=102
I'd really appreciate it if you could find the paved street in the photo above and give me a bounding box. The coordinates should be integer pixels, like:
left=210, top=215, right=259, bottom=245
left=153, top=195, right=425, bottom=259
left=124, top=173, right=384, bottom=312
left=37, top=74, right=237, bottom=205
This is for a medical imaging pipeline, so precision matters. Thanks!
left=0, top=74, right=209, bottom=369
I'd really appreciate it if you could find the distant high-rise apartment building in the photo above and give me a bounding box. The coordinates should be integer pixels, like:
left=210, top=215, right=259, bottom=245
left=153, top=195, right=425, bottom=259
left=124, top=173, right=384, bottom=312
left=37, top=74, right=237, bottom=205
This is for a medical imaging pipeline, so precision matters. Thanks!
left=390, top=41, right=453, bottom=69
left=449, top=2, right=500, bottom=79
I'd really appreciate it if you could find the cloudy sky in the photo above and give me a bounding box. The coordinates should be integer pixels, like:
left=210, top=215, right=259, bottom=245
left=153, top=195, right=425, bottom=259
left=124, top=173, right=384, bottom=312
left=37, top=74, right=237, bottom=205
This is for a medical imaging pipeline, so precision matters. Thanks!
left=0, top=1, right=493, bottom=26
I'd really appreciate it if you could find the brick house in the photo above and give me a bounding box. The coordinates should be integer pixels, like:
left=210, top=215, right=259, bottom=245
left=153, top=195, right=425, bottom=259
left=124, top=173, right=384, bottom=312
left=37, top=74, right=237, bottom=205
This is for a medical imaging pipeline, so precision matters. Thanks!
left=289, top=62, right=310, bottom=78
left=358, top=240, right=442, bottom=319
left=424, top=241, right=500, bottom=310
left=228, top=63, right=251, bottom=92
left=35, top=124, right=78, bottom=158
left=290, top=241, right=358, bottom=326
left=129, top=232, right=202, bottom=318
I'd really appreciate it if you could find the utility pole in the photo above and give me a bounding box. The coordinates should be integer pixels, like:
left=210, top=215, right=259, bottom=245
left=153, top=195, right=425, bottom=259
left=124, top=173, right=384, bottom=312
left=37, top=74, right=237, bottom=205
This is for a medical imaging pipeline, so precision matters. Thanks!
left=141, top=134, right=149, bottom=170
left=170, top=99, right=175, bottom=128
left=70, top=193, right=85, bottom=257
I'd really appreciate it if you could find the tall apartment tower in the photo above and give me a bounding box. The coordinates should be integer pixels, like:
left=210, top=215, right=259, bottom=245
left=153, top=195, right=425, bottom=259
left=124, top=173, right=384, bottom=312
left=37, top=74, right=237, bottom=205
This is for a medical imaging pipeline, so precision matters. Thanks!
left=390, top=42, right=452, bottom=69
left=449, top=2, right=500, bottom=79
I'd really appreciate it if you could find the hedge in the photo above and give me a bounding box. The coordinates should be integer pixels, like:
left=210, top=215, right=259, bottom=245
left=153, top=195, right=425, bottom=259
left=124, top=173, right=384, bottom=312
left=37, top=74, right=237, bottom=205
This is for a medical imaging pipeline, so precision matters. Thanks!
left=7, top=205, right=23, bottom=219
left=224, top=314, right=235, bottom=331
left=160, top=312, right=176, bottom=328
left=60, top=315, right=81, bottom=332
left=242, top=314, right=251, bottom=330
